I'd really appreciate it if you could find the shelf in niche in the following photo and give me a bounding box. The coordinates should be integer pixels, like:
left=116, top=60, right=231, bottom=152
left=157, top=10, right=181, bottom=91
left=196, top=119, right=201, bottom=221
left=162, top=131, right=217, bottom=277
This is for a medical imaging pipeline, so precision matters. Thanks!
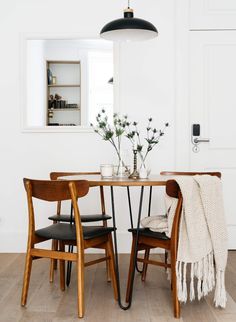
left=47, top=59, right=81, bottom=126
left=48, top=124, right=78, bottom=126
left=48, top=108, right=80, bottom=111
left=48, top=84, right=80, bottom=88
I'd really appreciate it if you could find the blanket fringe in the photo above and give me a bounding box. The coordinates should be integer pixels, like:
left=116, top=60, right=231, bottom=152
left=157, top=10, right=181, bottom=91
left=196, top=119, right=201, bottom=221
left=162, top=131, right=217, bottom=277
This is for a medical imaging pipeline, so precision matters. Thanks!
left=190, top=262, right=195, bottom=301
left=214, top=270, right=227, bottom=308
left=176, top=251, right=225, bottom=305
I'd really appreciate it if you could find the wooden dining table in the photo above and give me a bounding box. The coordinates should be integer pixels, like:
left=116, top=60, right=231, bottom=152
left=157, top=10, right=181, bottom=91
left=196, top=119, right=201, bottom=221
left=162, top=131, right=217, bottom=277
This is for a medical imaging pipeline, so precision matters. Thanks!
left=60, top=174, right=169, bottom=310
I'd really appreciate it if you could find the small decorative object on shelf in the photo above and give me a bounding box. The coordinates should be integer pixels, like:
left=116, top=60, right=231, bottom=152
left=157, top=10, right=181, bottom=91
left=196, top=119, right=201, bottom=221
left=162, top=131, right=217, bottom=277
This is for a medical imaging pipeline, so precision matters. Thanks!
left=66, top=103, right=78, bottom=109
left=54, top=93, right=62, bottom=109
left=48, top=110, right=54, bottom=119
left=48, top=93, right=65, bottom=109
left=60, top=100, right=66, bottom=109
left=47, top=69, right=53, bottom=85
left=48, top=94, right=54, bottom=109
left=49, top=94, right=80, bottom=109
left=125, top=118, right=169, bottom=178
left=52, top=76, right=57, bottom=85
left=91, top=109, right=130, bottom=177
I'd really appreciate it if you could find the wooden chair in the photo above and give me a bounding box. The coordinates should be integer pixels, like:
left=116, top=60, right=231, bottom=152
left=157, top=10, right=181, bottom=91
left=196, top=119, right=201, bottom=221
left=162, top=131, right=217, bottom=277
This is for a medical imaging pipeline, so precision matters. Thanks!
left=21, top=179, right=118, bottom=318
left=126, top=171, right=221, bottom=318
left=49, top=172, right=112, bottom=283
left=141, top=171, right=222, bottom=283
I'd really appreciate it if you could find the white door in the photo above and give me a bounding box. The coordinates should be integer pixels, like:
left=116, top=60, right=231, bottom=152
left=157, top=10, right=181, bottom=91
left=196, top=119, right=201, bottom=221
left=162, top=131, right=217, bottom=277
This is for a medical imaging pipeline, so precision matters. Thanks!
left=189, top=30, right=236, bottom=249
left=189, top=0, right=236, bottom=30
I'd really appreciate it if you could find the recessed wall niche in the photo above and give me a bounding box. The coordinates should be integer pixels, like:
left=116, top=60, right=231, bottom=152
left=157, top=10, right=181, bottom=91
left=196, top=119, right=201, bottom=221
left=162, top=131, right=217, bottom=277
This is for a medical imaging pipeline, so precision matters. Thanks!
left=24, top=38, right=113, bottom=130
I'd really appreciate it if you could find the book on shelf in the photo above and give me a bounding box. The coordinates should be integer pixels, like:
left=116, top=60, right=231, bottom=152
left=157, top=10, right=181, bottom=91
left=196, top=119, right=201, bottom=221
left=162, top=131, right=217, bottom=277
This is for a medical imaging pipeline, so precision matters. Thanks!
left=48, top=101, right=79, bottom=109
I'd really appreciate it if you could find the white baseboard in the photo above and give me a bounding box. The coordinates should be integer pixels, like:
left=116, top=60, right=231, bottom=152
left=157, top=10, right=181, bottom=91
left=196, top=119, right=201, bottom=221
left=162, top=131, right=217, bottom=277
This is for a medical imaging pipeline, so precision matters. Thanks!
left=227, top=225, right=236, bottom=250
left=0, top=232, right=28, bottom=253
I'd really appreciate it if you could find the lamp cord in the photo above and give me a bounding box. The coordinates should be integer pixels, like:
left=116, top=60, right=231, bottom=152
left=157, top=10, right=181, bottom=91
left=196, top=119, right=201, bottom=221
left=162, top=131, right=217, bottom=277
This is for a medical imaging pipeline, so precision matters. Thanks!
left=128, top=0, right=130, bottom=9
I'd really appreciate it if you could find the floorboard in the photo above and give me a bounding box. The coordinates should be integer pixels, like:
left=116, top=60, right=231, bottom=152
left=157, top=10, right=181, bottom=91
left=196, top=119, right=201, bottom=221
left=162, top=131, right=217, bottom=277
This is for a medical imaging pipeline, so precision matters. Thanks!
left=0, top=252, right=235, bottom=322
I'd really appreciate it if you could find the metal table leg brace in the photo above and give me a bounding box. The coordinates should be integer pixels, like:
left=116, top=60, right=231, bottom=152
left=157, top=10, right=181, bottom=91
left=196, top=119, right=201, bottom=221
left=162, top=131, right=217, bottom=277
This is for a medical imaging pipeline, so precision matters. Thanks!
left=110, top=186, right=144, bottom=310
left=126, top=186, right=153, bottom=274
left=66, top=185, right=153, bottom=289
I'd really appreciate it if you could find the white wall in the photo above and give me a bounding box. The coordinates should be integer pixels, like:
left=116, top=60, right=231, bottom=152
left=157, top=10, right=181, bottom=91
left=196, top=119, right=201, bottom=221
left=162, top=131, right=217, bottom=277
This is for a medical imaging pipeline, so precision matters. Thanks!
left=27, top=40, right=46, bottom=126
left=0, top=0, right=176, bottom=252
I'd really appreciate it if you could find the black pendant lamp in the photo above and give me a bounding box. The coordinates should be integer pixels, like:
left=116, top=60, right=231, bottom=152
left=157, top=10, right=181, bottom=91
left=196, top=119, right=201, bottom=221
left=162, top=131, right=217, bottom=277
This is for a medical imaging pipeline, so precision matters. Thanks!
left=100, top=0, right=158, bottom=41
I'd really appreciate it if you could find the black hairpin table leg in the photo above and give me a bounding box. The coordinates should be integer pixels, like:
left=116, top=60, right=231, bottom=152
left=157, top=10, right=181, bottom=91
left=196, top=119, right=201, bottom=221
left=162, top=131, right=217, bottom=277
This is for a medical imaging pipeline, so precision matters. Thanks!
left=127, top=187, right=133, bottom=229
left=110, top=186, right=144, bottom=310
left=127, top=186, right=153, bottom=274
left=127, top=187, right=144, bottom=274
left=66, top=245, right=73, bottom=286
left=148, top=186, right=153, bottom=217
left=141, top=186, right=153, bottom=281
left=66, top=203, right=74, bottom=286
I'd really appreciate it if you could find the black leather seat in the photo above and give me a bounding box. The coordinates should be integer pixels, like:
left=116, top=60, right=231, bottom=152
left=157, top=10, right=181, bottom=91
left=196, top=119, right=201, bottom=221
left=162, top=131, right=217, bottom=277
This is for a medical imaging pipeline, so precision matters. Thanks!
left=128, top=228, right=170, bottom=240
left=48, top=214, right=112, bottom=223
left=36, top=223, right=115, bottom=241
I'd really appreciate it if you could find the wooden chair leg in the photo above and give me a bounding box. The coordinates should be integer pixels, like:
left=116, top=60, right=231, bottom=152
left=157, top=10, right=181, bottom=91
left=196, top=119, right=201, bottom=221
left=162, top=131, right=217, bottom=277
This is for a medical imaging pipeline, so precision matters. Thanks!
left=141, top=247, right=150, bottom=282
left=21, top=250, right=33, bottom=306
left=105, top=247, right=111, bottom=283
left=77, top=250, right=85, bottom=318
left=170, top=251, right=180, bottom=318
left=107, top=234, right=118, bottom=300
left=103, top=219, right=111, bottom=283
left=125, top=235, right=136, bottom=303
left=49, top=239, right=58, bottom=282
left=165, top=250, right=168, bottom=272
left=59, top=241, right=65, bottom=291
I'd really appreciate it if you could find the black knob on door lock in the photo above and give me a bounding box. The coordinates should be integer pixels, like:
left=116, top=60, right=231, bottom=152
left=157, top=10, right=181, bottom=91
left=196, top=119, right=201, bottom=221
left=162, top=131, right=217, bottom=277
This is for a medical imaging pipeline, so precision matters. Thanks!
left=192, top=124, right=200, bottom=136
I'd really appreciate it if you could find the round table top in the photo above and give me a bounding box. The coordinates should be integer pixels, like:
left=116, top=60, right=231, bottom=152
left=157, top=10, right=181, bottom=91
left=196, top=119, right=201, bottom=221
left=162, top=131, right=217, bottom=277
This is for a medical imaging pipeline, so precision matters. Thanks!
left=59, top=174, right=170, bottom=187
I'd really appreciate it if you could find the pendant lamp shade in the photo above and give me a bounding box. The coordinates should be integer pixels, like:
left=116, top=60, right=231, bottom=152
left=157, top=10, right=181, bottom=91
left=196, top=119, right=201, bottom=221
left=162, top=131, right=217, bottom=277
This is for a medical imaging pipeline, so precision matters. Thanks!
left=100, top=7, right=158, bottom=42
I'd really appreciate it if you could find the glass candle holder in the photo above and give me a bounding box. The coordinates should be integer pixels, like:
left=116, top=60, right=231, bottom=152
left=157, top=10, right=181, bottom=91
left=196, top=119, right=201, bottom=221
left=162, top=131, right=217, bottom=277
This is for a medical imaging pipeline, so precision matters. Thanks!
left=100, top=164, right=113, bottom=178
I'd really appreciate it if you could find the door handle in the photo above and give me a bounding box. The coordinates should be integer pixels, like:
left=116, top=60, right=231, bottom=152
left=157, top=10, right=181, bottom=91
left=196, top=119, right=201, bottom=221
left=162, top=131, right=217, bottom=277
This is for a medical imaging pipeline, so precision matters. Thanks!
left=193, top=138, right=210, bottom=144
left=191, top=124, right=210, bottom=152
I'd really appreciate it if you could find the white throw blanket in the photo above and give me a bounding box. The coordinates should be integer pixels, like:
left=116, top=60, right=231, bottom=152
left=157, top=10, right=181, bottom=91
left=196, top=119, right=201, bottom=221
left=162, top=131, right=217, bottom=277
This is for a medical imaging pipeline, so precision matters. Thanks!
left=141, top=175, right=228, bottom=308
left=141, top=215, right=168, bottom=233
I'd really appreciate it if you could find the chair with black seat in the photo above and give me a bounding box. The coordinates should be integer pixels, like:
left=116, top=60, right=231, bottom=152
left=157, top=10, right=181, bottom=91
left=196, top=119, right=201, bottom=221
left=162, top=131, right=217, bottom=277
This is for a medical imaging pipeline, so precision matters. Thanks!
left=21, top=178, right=118, bottom=318
left=49, top=171, right=112, bottom=284
left=126, top=172, right=221, bottom=318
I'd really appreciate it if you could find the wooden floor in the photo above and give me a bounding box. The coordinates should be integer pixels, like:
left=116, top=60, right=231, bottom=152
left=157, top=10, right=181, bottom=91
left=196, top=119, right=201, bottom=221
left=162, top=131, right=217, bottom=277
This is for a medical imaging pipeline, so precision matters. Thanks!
left=0, top=252, right=236, bottom=322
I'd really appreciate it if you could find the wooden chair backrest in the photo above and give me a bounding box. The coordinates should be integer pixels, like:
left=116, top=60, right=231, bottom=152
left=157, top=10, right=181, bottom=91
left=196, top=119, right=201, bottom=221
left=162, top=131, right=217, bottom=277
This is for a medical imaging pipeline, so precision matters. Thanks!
left=161, top=171, right=221, bottom=178
left=23, top=178, right=89, bottom=201
left=49, top=171, right=106, bottom=217
left=50, top=172, right=100, bottom=180
left=166, top=180, right=180, bottom=198
left=23, top=178, right=89, bottom=248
